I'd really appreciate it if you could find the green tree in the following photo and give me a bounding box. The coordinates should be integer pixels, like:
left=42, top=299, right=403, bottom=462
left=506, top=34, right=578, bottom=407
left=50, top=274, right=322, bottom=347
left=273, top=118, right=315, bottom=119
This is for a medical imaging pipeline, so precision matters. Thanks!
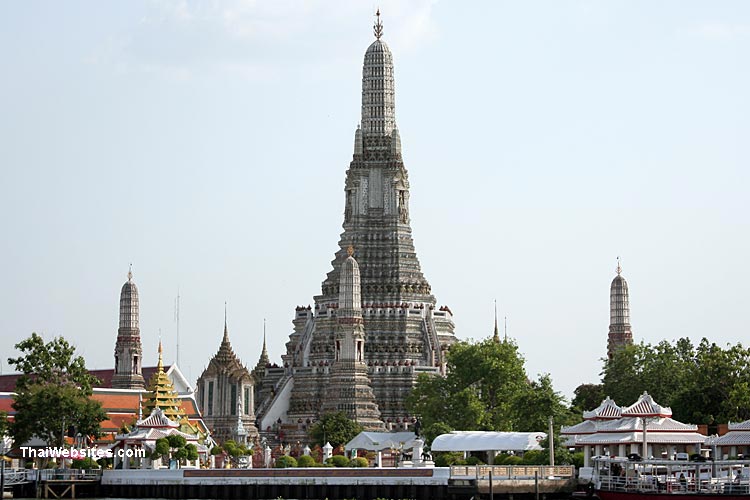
left=308, top=411, right=363, bottom=448
left=601, top=343, right=645, bottom=406
left=0, top=411, right=9, bottom=437
left=152, top=437, right=170, bottom=460
left=185, top=443, right=198, bottom=461
left=167, top=434, right=187, bottom=449
left=571, top=383, right=605, bottom=413
left=515, top=374, right=576, bottom=431
left=601, top=337, right=750, bottom=426
left=8, top=333, right=107, bottom=446
left=407, top=339, right=568, bottom=434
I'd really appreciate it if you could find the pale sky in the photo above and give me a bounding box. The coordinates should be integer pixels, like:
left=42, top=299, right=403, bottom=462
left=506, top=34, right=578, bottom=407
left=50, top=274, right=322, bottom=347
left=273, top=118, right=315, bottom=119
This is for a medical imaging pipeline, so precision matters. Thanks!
left=1, top=1, right=748, bottom=402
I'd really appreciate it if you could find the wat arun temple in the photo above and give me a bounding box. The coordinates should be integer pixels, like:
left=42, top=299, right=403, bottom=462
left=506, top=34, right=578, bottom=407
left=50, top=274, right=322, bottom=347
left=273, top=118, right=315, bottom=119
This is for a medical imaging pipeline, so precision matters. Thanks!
left=251, top=14, right=458, bottom=442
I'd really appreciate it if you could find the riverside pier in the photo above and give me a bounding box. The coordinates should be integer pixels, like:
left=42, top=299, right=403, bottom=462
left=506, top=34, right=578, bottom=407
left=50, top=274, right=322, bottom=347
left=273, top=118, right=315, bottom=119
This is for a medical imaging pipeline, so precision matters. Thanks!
left=98, top=465, right=575, bottom=500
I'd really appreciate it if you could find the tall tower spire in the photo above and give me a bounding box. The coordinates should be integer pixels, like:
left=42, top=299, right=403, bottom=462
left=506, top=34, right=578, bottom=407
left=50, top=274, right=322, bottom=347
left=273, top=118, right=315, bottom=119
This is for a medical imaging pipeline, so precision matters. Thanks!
left=112, top=267, right=145, bottom=389
left=321, top=249, right=384, bottom=430
left=275, top=13, right=457, bottom=442
left=361, top=10, right=396, bottom=136
left=607, top=257, right=634, bottom=359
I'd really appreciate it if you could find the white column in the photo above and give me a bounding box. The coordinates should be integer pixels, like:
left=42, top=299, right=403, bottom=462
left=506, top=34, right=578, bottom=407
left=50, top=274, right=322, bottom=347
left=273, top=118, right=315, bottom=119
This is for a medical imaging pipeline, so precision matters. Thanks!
left=123, top=444, right=130, bottom=470
left=584, top=446, right=591, bottom=467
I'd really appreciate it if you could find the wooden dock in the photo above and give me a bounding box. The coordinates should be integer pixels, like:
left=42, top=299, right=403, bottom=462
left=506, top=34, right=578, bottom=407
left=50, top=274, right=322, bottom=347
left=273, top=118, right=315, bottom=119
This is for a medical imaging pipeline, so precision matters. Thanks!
left=36, top=470, right=102, bottom=499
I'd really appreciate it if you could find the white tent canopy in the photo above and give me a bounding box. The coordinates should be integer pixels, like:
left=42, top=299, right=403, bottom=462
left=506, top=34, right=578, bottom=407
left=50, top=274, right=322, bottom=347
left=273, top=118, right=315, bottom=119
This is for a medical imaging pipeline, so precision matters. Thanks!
left=345, top=432, right=417, bottom=451
left=431, top=431, right=546, bottom=452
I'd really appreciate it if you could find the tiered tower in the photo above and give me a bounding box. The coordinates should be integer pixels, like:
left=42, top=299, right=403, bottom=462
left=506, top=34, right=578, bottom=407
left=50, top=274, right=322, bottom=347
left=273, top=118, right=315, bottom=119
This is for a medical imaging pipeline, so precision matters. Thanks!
left=320, top=247, right=384, bottom=429
left=112, top=267, right=145, bottom=390
left=196, top=313, right=258, bottom=444
left=607, top=258, right=634, bottom=359
left=258, top=12, right=457, bottom=441
left=144, top=341, right=185, bottom=421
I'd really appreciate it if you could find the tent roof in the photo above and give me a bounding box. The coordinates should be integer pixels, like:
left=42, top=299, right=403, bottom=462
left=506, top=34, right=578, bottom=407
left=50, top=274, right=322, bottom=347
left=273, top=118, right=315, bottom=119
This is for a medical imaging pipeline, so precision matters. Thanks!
left=431, top=431, right=546, bottom=452
left=345, top=431, right=416, bottom=451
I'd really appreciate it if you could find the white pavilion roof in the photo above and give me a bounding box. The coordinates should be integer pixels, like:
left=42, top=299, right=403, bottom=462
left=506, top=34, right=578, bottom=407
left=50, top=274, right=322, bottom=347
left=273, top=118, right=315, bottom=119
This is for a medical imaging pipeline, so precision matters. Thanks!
left=345, top=431, right=416, bottom=451
left=583, top=397, right=622, bottom=420
left=729, top=420, right=750, bottom=431
left=137, top=407, right=179, bottom=428
left=594, top=416, right=697, bottom=433
left=715, top=430, right=750, bottom=446
left=575, top=431, right=706, bottom=446
left=561, top=420, right=597, bottom=435
left=431, top=431, right=546, bottom=452
left=565, top=392, right=703, bottom=449
left=621, top=392, right=672, bottom=418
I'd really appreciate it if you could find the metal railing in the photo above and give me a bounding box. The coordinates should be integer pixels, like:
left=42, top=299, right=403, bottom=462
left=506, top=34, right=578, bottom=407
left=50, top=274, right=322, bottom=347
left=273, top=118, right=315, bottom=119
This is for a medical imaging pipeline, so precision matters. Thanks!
left=2, top=469, right=33, bottom=485
left=38, top=469, right=102, bottom=481
left=450, top=465, right=575, bottom=479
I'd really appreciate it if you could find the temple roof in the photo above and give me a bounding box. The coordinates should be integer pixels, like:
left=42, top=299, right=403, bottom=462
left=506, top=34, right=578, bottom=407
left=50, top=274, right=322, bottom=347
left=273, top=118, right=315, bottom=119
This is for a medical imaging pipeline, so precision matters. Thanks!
left=621, top=392, right=672, bottom=418
left=583, top=397, right=622, bottom=420
left=201, top=317, right=252, bottom=381
left=137, top=407, right=179, bottom=428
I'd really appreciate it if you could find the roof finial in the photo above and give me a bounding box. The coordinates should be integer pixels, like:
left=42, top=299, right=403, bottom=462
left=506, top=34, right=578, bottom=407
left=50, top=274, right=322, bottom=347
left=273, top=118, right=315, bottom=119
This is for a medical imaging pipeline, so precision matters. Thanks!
left=347, top=245, right=354, bottom=257
left=223, top=301, right=230, bottom=341
left=504, top=316, right=508, bottom=342
left=493, top=300, right=500, bottom=343
left=616, top=256, right=622, bottom=276
left=128, top=263, right=133, bottom=282
left=157, top=336, right=164, bottom=371
left=373, top=8, right=383, bottom=40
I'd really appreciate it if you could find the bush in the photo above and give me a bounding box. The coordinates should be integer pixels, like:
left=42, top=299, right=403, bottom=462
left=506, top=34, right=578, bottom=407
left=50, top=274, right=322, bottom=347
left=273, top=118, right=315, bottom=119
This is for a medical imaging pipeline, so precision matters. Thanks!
left=571, top=452, right=584, bottom=469
left=71, top=457, right=99, bottom=469
left=494, top=453, right=511, bottom=464
left=274, top=455, right=298, bottom=468
left=210, top=446, right=223, bottom=455
left=520, top=450, right=544, bottom=465
left=465, top=456, right=485, bottom=465
left=349, top=457, right=369, bottom=468
left=504, top=455, right=523, bottom=465
left=167, top=434, right=187, bottom=449
left=433, top=451, right=465, bottom=467
left=325, top=455, right=350, bottom=467
left=297, top=455, right=316, bottom=467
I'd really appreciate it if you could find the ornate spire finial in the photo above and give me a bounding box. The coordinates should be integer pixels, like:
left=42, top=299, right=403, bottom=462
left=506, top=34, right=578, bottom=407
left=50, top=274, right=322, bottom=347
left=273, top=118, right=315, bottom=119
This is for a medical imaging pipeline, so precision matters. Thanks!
left=157, top=338, right=164, bottom=371
left=504, top=316, right=508, bottom=342
left=223, top=302, right=230, bottom=342
left=128, top=263, right=133, bottom=282
left=373, top=9, right=383, bottom=40
left=347, top=245, right=354, bottom=257
left=493, top=300, right=500, bottom=343
left=616, top=256, right=622, bottom=276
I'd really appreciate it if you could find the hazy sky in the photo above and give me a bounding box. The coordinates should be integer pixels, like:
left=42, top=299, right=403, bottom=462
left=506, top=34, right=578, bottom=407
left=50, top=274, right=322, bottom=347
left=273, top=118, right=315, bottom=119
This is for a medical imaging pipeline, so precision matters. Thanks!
left=1, top=1, right=748, bottom=402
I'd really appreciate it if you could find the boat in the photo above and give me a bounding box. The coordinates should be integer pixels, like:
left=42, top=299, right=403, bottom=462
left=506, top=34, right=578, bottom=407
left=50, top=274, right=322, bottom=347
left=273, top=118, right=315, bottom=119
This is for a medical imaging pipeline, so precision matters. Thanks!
left=593, top=456, right=750, bottom=500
